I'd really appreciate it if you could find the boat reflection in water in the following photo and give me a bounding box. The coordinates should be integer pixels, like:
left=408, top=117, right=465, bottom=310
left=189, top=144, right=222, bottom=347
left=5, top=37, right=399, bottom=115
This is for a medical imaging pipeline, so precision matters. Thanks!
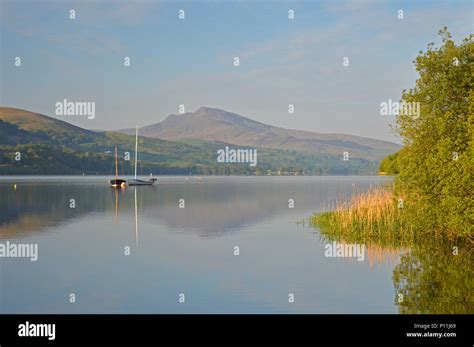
left=113, top=184, right=140, bottom=247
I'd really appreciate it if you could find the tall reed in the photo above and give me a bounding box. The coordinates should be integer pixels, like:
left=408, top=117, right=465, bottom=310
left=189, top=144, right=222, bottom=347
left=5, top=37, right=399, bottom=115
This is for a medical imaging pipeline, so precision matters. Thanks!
left=311, top=187, right=416, bottom=247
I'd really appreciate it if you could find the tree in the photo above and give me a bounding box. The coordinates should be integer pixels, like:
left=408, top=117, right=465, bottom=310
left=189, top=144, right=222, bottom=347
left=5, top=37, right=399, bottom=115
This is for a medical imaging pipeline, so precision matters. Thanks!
left=394, top=28, right=473, bottom=237
left=379, top=151, right=399, bottom=174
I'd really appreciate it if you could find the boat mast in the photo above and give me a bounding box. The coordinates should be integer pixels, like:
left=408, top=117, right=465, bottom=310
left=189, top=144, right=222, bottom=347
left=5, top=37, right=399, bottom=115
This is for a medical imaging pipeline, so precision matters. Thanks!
left=134, top=126, right=138, bottom=180
left=115, top=145, right=118, bottom=178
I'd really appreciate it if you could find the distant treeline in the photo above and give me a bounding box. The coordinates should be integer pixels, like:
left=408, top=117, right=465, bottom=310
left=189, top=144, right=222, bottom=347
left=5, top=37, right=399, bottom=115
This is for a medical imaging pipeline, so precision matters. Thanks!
left=0, top=119, right=378, bottom=175
left=378, top=152, right=399, bottom=174
left=0, top=143, right=375, bottom=175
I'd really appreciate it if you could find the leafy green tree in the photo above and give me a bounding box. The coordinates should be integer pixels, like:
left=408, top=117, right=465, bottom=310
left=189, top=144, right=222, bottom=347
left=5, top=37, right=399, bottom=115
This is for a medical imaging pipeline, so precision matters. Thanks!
left=379, top=151, right=399, bottom=174
left=394, top=28, right=473, bottom=237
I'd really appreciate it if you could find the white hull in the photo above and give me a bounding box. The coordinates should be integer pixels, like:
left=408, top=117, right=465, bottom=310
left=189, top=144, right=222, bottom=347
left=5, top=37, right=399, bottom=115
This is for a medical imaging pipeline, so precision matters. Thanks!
left=128, top=179, right=157, bottom=186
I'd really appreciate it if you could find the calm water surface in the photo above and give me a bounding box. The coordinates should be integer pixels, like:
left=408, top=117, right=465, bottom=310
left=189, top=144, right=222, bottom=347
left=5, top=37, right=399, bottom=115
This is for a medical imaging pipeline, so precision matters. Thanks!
left=0, top=176, right=401, bottom=313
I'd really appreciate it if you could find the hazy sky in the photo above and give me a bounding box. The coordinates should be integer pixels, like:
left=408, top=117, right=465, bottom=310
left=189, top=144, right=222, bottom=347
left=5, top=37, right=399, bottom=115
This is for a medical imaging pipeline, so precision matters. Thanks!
left=1, top=0, right=472, bottom=142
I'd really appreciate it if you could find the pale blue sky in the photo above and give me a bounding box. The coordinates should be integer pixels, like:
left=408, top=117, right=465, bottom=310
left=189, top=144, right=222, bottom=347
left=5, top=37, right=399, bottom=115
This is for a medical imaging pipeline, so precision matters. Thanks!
left=1, top=0, right=472, bottom=142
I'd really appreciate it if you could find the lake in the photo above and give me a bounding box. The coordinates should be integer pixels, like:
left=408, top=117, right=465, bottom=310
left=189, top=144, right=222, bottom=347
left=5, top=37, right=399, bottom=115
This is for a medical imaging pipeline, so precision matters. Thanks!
left=0, top=176, right=407, bottom=313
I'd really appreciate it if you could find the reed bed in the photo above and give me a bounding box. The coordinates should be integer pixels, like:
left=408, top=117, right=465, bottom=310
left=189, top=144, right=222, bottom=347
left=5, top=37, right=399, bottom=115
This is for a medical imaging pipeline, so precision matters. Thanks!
left=311, top=187, right=417, bottom=247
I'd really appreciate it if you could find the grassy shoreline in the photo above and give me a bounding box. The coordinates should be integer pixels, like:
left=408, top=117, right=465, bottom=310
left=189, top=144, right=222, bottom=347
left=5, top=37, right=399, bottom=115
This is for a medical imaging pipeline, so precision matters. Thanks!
left=311, top=187, right=408, bottom=245
left=310, top=186, right=470, bottom=246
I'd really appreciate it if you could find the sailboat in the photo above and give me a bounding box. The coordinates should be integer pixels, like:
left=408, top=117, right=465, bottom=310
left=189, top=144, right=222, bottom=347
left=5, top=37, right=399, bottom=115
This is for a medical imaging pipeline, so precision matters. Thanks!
left=109, top=145, right=127, bottom=188
left=128, top=126, right=157, bottom=186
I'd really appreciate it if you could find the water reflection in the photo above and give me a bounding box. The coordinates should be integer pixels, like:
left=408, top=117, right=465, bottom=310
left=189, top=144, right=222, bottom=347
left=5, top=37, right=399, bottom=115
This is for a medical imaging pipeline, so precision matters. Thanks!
left=0, top=176, right=421, bottom=314
left=0, top=183, right=109, bottom=239
left=316, top=217, right=473, bottom=313
left=393, top=240, right=473, bottom=314
left=1, top=176, right=387, bottom=239
left=134, top=187, right=139, bottom=246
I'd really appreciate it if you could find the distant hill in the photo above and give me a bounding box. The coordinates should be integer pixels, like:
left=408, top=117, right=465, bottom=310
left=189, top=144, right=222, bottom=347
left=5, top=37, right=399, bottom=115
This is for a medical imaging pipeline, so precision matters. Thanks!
left=120, top=107, right=400, bottom=161
left=0, top=119, right=46, bottom=146
left=0, top=106, right=397, bottom=175
left=0, top=107, right=95, bottom=136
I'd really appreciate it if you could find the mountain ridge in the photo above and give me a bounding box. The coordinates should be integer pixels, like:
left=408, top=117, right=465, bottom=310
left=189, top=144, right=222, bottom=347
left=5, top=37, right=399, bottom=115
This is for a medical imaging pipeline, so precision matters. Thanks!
left=0, top=106, right=398, bottom=175
left=119, top=106, right=400, bottom=161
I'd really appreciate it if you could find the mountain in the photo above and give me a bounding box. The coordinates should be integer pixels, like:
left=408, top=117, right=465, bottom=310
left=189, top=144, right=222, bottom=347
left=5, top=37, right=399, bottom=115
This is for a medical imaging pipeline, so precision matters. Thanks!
left=0, top=107, right=221, bottom=175
left=0, top=107, right=95, bottom=136
left=0, top=106, right=396, bottom=175
left=120, top=107, right=400, bottom=161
